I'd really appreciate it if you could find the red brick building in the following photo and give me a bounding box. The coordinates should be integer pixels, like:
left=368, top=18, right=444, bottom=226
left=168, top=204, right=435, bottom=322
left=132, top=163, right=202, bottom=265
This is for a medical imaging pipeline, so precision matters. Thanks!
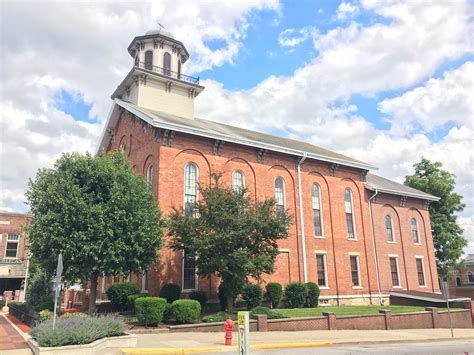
left=94, top=29, right=441, bottom=305
left=0, top=211, right=29, bottom=301
left=448, top=254, right=474, bottom=299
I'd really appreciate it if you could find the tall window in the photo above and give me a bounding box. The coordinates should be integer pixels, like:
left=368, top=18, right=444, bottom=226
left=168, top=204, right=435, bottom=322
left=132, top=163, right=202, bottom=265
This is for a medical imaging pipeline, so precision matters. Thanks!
left=147, top=165, right=154, bottom=190
left=5, top=234, right=19, bottom=258
left=385, top=215, right=394, bottom=242
left=456, top=276, right=462, bottom=287
left=183, top=251, right=197, bottom=290
left=468, top=272, right=474, bottom=283
left=416, top=258, right=425, bottom=286
left=142, top=269, right=148, bottom=292
left=134, top=56, right=139, bottom=66
left=184, top=163, right=197, bottom=217
left=344, top=188, right=355, bottom=239
left=177, top=60, right=181, bottom=79
left=312, top=184, right=323, bottom=237
left=275, top=177, right=285, bottom=214
left=411, top=218, right=420, bottom=244
left=316, top=254, right=327, bottom=287
left=232, top=170, right=245, bottom=191
left=163, top=52, right=171, bottom=76
left=389, top=257, right=400, bottom=287
left=145, top=50, right=153, bottom=70
left=350, top=255, right=360, bottom=287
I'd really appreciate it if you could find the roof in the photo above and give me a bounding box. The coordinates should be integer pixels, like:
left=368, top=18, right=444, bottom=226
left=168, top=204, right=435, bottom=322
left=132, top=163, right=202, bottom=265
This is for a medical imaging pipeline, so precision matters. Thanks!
left=390, top=290, right=470, bottom=302
left=100, top=99, right=375, bottom=171
left=464, top=254, right=474, bottom=264
left=366, top=173, right=440, bottom=201
left=127, top=32, right=190, bottom=61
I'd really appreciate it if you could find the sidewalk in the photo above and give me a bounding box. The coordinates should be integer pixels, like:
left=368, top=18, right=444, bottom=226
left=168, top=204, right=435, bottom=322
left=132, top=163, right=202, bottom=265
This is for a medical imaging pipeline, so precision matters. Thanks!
left=125, top=328, right=474, bottom=353
left=0, top=313, right=31, bottom=354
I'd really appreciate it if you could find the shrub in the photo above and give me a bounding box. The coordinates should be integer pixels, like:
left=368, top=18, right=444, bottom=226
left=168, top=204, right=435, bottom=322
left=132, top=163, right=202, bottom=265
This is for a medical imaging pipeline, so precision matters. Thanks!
left=127, top=293, right=148, bottom=312
left=202, top=311, right=234, bottom=323
left=159, top=283, right=181, bottom=303
left=305, top=282, right=320, bottom=308
left=218, top=282, right=237, bottom=311
left=250, top=306, right=286, bottom=320
left=170, top=299, right=201, bottom=324
left=60, top=312, right=88, bottom=318
left=30, top=315, right=125, bottom=347
left=134, top=297, right=168, bottom=326
left=284, top=282, right=308, bottom=308
left=265, top=282, right=283, bottom=308
left=242, top=284, right=263, bottom=309
left=39, top=310, right=53, bottom=322
left=106, top=282, right=140, bottom=311
left=26, top=267, right=53, bottom=312
left=189, top=290, right=208, bottom=310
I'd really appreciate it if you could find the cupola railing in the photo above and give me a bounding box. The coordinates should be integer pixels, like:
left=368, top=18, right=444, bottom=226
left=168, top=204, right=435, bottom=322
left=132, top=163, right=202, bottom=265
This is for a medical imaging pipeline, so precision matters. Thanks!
left=135, top=62, right=199, bottom=85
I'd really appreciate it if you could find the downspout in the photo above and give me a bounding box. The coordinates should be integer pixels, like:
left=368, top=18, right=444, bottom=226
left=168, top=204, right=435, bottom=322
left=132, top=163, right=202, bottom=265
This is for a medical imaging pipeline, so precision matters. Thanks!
left=297, top=153, right=308, bottom=283
left=368, top=188, right=383, bottom=305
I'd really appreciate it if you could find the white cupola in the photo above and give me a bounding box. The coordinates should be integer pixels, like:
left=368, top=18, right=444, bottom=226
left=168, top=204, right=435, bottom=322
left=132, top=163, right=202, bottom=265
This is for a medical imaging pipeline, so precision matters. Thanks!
left=111, top=27, right=204, bottom=119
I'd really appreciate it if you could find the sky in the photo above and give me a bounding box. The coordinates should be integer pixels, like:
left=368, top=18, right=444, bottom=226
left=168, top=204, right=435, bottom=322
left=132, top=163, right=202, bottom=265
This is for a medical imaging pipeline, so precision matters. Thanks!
left=0, top=0, right=473, bottom=252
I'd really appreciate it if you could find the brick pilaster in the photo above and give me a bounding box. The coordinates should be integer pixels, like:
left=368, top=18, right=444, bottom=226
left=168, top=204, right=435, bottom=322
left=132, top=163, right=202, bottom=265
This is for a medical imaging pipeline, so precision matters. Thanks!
left=379, top=309, right=392, bottom=330
left=426, top=307, right=439, bottom=328
left=256, top=314, right=268, bottom=332
left=323, top=312, right=337, bottom=330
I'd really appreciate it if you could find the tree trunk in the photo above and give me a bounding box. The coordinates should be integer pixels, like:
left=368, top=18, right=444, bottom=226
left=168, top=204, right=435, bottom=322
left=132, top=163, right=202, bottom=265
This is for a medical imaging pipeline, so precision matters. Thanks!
left=226, top=295, right=233, bottom=313
left=88, top=275, right=98, bottom=315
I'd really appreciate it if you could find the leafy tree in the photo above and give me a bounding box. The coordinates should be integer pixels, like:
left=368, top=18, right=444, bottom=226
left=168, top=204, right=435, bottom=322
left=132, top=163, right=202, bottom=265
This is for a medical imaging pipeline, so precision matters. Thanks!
left=26, top=151, right=164, bottom=314
left=405, top=158, right=467, bottom=278
left=26, top=259, right=53, bottom=311
left=167, top=173, right=291, bottom=311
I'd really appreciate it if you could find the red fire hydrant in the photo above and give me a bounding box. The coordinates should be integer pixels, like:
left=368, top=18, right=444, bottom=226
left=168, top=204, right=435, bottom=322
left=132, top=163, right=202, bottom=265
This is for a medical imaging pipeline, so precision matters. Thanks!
left=224, top=316, right=234, bottom=345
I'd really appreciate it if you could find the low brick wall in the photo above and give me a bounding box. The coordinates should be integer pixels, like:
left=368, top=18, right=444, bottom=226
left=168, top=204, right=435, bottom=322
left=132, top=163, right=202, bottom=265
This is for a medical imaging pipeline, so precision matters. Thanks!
left=166, top=308, right=472, bottom=333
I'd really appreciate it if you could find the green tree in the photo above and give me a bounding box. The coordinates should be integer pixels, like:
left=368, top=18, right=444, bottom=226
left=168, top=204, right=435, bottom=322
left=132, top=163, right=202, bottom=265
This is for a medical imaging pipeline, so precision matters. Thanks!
left=167, top=173, right=291, bottom=311
left=405, top=158, right=467, bottom=278
left=26, top=151, right=164, bottom=313
left=26, top=259, right=53, bottom=311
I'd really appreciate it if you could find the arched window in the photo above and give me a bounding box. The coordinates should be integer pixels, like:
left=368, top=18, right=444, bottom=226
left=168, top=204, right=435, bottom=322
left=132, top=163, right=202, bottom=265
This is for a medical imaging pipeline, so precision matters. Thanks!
left=344, top=188, right=355, bottom=239
left=184, top=163, right=198, bottom=217
left=456, top=276, right=462, bottom=287
left=275, top=177, right=285, bottom=213
left=232, top=170, right=245, bottom=191
left=385, top=215, right=394, bottom=242
left=411, top=218, right=420, bottom=244
left=177, top=60, right=181, bottom=79
left=134, top=56, right=139, bottom=67
left=312, top=183, right=323, bottom=237
left=145, top=50, right=153, bottom=70
left=163, top=52, right=171, bottom=76
left=141, top=269, right=148, bottom=292
left=147, top=165, right=153, bottom=190
left=468, top=272, right=474, bottom=284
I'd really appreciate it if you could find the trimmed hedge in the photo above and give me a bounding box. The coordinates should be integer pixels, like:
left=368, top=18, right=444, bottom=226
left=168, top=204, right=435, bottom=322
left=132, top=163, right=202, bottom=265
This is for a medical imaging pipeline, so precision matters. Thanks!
left=265, top=282, right=282, bottom=308
left=127, top=293, right=148, bottom=312
left=284, top=282, right=308, bottom=308
left=250, top=306, right=286, bottom=319
left=189, top=290, right=208, bottom=310
left=135, top=297, right=168, bottom=326
left=159, top=283, right=181, bottom=303
left=305, top=282, right=320, bottom=308
left=242, top=284, right=263, bottom=309
left=106, top=282, right=140, bottom=311
left=170, top=299, right=201, bottom=324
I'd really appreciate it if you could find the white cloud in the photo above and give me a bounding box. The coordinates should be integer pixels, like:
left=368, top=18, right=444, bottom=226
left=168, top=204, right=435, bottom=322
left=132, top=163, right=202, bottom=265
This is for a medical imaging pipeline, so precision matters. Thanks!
left=336, top=1, right=360, bottom=20
left=278, top=27, right=317, bottom=47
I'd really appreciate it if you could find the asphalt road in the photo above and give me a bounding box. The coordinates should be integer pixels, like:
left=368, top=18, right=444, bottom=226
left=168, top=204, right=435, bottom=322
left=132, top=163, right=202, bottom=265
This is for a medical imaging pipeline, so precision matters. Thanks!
left=249, top=339, right=474, bottom=355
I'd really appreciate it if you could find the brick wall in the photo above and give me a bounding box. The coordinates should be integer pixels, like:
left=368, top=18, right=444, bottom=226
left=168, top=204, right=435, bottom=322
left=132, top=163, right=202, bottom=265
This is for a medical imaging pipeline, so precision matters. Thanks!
left=107, top=110, right=440, bottom=303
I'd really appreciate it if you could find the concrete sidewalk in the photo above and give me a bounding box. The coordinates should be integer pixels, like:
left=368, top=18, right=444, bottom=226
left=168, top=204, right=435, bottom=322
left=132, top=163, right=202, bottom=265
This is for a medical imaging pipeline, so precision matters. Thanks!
left=128, top=328, right=474, bottom=353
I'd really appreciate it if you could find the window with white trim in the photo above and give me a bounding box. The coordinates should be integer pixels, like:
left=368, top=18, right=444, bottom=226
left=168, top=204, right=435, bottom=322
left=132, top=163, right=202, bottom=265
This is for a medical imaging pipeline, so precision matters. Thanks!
left=145, top=50, right=153, bottom=70
left=411, top=218, right=420, bottom=244
left=275, top=177, right=285, bottom=214
left=312, top=184, right=323, bottom=237
left=316, top=254, right=327, bottom=287
left=350, top=255, right=360, bottom=287
left=147, top=165, right=154, bottom=190
left=385, top=215, right=394, bottom=242
left=142, top=269, right=148, bottom=292
left=389, top=257, right=400, bottom=287
left=184, top=163, right=198, bottom=217
left=468, top=272, right=474, bottom=284
left=232, top=170, right=245, bottom=191
left=163, top=52, right=171, bottom=76
left=5, top=234, right=19, bottom=258
left=344, top=188, right=356, bottom=239
left=183, top=251, right=197, bottom=290
left=416, top=258, right=425, bottom=286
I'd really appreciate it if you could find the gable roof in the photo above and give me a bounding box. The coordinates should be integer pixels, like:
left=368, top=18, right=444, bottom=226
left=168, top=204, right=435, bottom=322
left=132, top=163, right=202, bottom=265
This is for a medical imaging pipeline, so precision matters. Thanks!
left=98, top=99, right=375, bottom=170
left=366, top=173, right=440, bottom=201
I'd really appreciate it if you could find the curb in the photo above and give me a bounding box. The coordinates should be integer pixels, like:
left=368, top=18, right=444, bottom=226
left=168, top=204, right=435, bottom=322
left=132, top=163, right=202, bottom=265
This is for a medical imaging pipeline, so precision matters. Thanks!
left=122, top=342, right=331, bottom=354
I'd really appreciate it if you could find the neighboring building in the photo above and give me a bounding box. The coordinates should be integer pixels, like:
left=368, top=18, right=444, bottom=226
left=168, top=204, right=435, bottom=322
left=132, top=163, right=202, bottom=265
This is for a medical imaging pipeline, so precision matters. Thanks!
left=92, top=28, right=441, bottom=306
left=0, top=211, right=29, bottom=301
left=448, top=254, right=474, bottom=299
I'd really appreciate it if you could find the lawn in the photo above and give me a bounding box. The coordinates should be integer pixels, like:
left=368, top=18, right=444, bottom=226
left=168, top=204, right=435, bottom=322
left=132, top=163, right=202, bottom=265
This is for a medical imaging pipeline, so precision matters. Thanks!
left=275, top=305, right=428, bottom=318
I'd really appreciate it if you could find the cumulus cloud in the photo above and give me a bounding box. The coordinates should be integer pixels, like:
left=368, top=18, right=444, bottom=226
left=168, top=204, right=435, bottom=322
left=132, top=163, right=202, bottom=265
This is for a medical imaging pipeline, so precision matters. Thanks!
left=278, top=27, right=317, bottom=47
left=336, top=1, right=360, bottom=20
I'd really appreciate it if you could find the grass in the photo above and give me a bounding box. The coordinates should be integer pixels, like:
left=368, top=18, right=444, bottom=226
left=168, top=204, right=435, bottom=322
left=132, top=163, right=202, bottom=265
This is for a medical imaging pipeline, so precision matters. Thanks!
left=276, top=305, right=428, bottom=318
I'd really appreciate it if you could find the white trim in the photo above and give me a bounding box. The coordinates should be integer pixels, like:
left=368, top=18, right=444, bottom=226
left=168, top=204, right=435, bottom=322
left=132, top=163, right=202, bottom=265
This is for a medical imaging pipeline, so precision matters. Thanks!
left=388, top=254, right=399, bottom=257
left=274, top=176, right=286, bottom=211
left=344, top=188, right=357, bottom=241
left=182, top=250, right=198, bottom=292
left=278, top=248, right=290, bottom=252
left=4, top=234, right=20, bottom=259
left=98, top=99, right=376, bottom=171
left=141, top=269, right=148, bottom=293
left=411, top=217, right=421, bottom=245
left=349, top=254, right=362, bottom=287
left=348, top=252, right=360, bottom=256
left=184, top=162, right=199, bottom=214
left=311, top=182, right=324, bottom=238
left=389, top=256, right=401, bottom=288
left=415, top=256, right=427, bottom=287
left=232, top=169, right=245, bottom=191
left=315, top=252, right=329, bottom=288
left=385, top=214, right=396, bottom=243
left=365, top=185, right=440, bottom=202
